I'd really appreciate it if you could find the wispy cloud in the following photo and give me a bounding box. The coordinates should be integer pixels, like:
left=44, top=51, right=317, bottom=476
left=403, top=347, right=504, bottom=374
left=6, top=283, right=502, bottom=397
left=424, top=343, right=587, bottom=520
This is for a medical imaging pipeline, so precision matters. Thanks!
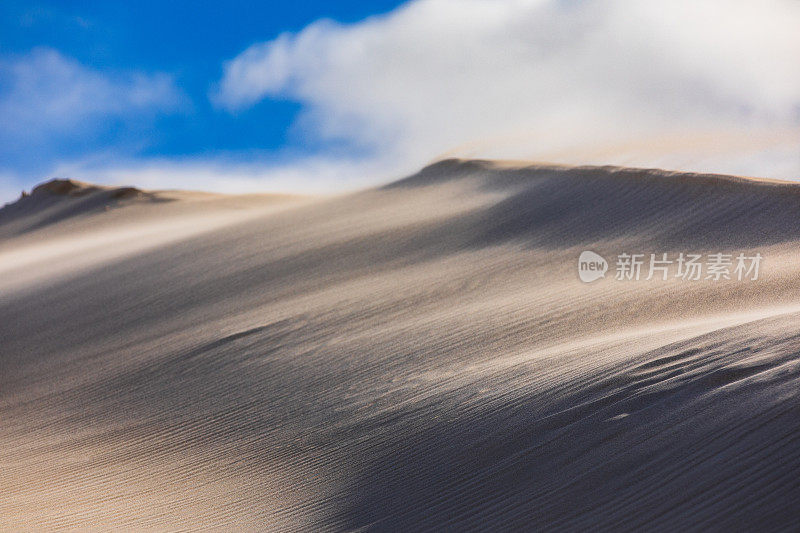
left=5, top=0, right=798, bottom=202
left=213, top=0, right=800, bottom=179
left=0, top=47, right=184, bottom=151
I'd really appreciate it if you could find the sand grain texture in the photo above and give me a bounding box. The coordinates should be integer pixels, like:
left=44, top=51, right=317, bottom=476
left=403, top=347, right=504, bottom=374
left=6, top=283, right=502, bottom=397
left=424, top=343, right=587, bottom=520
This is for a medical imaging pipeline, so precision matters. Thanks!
left=1, top=160, right=799, bottom=531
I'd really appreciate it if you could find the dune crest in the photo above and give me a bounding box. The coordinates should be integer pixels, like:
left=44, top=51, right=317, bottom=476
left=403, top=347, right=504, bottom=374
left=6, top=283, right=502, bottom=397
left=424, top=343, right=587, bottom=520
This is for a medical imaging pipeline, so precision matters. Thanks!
left=0, top=177, right=168, bottom=238
left=1, top=161, right=799, bottom=530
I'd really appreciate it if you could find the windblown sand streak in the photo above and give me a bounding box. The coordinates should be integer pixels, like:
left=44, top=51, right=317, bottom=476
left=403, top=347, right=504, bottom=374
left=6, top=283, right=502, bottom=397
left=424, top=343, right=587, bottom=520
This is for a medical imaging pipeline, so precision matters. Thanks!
left=1, top=160, right=799, bottom=530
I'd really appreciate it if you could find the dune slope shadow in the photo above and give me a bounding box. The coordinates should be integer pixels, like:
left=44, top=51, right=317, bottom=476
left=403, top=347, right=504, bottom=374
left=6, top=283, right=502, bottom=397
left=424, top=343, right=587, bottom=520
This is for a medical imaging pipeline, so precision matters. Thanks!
left=334, top=319, right=800, bottom=531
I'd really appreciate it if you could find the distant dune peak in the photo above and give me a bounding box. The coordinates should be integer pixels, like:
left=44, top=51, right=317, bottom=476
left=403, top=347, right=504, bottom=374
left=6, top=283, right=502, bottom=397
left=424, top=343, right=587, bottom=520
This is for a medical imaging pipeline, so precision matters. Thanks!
left=30, top=178, right=99, bottom=197
left=0, top=178, right=165, bottom=236
left=26, top=178, right=149, bottom=200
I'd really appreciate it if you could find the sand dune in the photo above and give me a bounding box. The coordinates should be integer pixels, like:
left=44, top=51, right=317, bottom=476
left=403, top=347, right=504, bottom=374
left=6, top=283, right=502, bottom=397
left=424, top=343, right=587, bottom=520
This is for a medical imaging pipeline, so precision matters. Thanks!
left=2, top=160, right=799, bottom=530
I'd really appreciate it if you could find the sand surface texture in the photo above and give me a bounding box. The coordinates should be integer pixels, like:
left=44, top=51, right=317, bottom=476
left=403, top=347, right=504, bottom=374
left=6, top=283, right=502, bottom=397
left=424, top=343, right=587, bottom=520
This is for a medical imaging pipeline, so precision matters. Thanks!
left=2, top=161, right=799, bottom=530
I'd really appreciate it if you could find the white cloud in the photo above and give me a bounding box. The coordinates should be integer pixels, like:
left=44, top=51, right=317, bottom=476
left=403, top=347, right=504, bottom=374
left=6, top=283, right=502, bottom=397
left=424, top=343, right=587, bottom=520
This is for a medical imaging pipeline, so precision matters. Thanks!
left=7, top=0, right=798, bottom=199
left=213, top=0, right=800, bottom=180
left=0, top=47, right=184, bottom=149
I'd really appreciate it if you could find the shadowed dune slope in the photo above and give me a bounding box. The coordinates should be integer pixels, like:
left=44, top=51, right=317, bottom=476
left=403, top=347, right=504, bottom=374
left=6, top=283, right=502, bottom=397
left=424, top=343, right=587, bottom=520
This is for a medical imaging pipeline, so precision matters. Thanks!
left=1, top=160, right=800, bottom=530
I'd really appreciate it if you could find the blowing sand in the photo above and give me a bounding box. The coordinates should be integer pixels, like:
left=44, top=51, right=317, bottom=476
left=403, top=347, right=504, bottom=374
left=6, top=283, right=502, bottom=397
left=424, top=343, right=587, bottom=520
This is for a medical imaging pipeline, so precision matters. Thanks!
left=1, top=160, right=799, bottom=530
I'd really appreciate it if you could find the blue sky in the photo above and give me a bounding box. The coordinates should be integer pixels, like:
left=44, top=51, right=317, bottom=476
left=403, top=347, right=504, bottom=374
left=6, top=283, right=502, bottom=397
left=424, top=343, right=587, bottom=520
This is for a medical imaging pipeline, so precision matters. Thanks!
left=1, top=0, right=799, bottom=202
left=0, top=0, right=404, bottom=199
